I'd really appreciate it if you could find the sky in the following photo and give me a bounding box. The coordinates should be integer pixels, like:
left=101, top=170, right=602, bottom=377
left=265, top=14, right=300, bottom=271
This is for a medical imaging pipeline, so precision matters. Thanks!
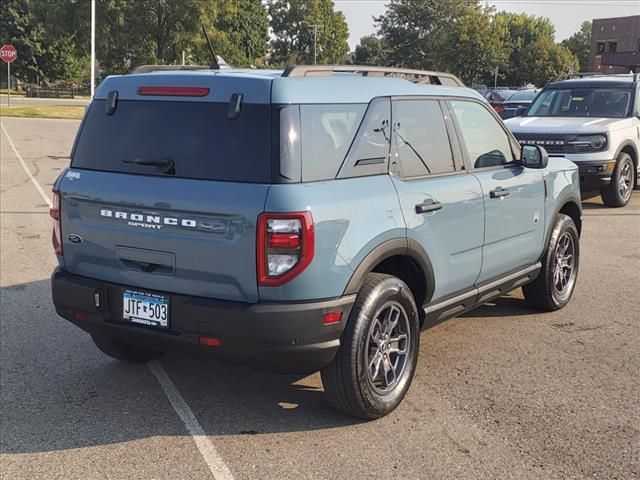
left=334, top=0, right=640, bottom=49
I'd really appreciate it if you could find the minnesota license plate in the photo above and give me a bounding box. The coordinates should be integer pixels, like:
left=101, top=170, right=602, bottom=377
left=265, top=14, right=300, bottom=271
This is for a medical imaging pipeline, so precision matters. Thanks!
left=123, top=290, right=169, bottom=328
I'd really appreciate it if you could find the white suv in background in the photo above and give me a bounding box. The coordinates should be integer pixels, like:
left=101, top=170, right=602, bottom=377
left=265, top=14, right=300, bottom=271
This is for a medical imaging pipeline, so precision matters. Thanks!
left=505, top=74, right=639, bottom=207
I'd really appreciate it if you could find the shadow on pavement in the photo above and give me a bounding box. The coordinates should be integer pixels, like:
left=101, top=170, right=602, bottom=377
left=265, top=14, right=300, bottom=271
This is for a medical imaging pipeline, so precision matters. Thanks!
left=0, top=279, right=359, bottom=455
left=0, top=277, right=557, bottom=455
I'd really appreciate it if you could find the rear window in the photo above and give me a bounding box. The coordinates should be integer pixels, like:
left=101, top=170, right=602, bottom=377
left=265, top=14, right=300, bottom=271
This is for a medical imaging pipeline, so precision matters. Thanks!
left=72, top=100, right=271, bottom=182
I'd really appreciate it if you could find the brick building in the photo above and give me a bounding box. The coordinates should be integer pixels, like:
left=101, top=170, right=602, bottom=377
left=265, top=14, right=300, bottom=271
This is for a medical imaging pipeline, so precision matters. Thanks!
left=589, top=15, right=640, bottom=74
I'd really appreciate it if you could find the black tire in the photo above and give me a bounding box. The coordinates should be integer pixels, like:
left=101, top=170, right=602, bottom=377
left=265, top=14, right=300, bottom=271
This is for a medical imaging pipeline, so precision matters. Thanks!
left=601, top=153, right=634, bottom=207
left=321, top=273, right=420, bottom=419
left=91, top=333, right=164, bottom=363
left=523, top=214, right=579, bottom=311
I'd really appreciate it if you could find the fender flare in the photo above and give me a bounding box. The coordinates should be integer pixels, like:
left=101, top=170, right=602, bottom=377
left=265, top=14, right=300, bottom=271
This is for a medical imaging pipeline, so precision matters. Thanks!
left=542, top=192, right=582, bottom=259
left=343, top=238, right=436, bottom=304
left=614, top=140, right=638, bottom=164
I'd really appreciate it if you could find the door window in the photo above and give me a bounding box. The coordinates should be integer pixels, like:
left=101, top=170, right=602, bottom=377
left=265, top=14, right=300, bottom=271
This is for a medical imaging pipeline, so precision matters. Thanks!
left=450, top=100, right=514, bottom=169
left=392, top=99, right=455, bottom=177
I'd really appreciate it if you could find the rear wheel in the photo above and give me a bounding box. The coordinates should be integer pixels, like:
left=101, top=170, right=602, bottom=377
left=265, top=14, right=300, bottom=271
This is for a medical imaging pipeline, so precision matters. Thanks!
left=523, top=214, right=579, bottom=311
left=91, top=333, right=164, bottom=363
left=321, top=273, right=420, bottom=419
left=601, top=153, right=634, bottom=207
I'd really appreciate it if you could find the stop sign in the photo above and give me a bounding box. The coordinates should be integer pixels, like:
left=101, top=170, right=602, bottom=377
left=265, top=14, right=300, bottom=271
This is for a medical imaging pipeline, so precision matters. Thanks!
left=0, top=45, right=17, bottom=64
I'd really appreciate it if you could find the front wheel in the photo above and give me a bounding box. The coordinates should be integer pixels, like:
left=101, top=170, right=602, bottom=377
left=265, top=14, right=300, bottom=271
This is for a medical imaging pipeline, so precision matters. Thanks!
left=523, top=214, right=579, bottom=311
left=321, top=273, right=420, bottom=419
left=601, top=153, right=634, bottom=207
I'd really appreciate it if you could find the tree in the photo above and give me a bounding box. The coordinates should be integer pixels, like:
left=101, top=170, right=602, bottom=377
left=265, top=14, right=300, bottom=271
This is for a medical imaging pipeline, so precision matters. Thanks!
left=97, top=0, right=269, bottom=74
left=375, top=0, right=469, bottom=69
left=436, top=4, right=507, bottom=85
left=354, top=35, right=384, bottom=65
left=562, top=21, right=591, bottom=72
left=268, top=0, right=350, bottom=65
left=493, top=12, right=565, bottom=86
left=0, top=0, right=46, bottom=83
left=211, top=0, right=269, bottom=66
left=521, top=38, right=577, bottom=86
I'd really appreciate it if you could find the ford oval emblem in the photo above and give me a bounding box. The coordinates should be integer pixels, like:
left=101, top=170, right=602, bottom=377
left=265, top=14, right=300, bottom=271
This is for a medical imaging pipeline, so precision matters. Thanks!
left=68, top=233, right=83, bottom=244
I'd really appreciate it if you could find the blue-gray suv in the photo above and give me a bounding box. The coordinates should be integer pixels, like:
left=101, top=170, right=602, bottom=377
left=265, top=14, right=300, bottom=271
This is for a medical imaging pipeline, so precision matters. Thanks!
left=51, top=65, right=582, bottom=418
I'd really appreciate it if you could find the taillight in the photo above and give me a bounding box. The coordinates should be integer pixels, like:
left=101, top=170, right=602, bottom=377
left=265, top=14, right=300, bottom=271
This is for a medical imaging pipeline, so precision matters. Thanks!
left=50, top=191, right=62, bottom=255
left=494, top=104, right=505, bottom=114
left=257, top=212, right=314, bottom=286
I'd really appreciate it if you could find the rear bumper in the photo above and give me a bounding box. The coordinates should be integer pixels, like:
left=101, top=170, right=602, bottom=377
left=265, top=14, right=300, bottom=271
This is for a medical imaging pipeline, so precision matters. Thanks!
left=51, top=268, right=354, bottom=373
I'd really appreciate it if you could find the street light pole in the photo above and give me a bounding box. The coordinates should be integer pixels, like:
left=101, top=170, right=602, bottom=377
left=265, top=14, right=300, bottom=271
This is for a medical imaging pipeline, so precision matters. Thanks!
left=91, top=0, right=95, bottom=98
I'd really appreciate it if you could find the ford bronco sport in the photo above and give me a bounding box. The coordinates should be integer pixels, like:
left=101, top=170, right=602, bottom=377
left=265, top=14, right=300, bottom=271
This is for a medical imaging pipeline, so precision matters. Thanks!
left=51, top=65, right=582, bottom=419
left=506, top=73, right=640, bottom=207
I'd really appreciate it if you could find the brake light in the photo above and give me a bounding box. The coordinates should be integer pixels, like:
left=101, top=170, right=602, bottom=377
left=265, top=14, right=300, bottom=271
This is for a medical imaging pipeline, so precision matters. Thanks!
left=257, top=212, right=314, bottom=286
left=137, top=86, right=210, bottom=97
left=50, top=191, right=62, bottom=255
left=494, top=104, right=505, bottom=114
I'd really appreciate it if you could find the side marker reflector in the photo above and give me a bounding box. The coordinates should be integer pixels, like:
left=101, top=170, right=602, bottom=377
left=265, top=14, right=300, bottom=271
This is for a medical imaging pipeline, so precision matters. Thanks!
left=199, top=336, right=221, bottom=347
left=323, top=311, right=342, bottom=325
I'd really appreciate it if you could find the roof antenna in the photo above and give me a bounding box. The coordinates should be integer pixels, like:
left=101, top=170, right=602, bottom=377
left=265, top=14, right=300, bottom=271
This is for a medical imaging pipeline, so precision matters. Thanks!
left=202, top=26, right=220, bottom=70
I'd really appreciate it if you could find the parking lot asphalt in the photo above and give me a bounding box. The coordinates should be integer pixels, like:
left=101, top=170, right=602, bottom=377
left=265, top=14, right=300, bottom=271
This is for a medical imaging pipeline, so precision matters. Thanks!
left=1, top=116, right=638, bottom=480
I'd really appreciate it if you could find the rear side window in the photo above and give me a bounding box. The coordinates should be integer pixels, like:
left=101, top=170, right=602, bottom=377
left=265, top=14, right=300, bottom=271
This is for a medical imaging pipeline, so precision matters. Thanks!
left=392, top=99, right=455, bottom=177
left=72, top=100, right=271, bottom=182
left=299, top=104, right=365, bottom=181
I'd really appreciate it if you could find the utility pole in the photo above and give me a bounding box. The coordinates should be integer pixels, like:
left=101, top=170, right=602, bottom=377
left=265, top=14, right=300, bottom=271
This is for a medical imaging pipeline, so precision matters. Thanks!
left=91, top=0, right=95, bottom=98
left=494, top=65, right=499, bottom=89
left=306, top=24, right=320, bottom=65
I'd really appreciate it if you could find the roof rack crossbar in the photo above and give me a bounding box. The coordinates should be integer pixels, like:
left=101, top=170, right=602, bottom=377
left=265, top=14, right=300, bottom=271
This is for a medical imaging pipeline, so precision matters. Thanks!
left=282, top=65, right=464, bottom=86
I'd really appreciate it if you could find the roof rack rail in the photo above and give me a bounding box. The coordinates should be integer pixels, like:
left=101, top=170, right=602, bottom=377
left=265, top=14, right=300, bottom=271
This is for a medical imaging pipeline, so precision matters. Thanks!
left=555, top=72, right=638, bottom=81
left=130, top=65, right=212, bottom=74
left=130, top=58, right=231, bottom=74
left=282, top=65, right=465, bottom=87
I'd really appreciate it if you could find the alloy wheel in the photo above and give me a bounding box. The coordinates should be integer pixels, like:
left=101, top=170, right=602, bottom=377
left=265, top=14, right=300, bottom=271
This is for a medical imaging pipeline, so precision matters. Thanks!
left=553, top=232, right=576, bottom=295
left=365, top=301, right=410, bottom=394
left=618, top=160, right=633, bottom=202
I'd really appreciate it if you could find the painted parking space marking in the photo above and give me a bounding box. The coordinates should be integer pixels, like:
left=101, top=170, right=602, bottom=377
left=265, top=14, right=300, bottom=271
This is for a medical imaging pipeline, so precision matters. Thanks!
left=1, top=121, right=233, bottom=480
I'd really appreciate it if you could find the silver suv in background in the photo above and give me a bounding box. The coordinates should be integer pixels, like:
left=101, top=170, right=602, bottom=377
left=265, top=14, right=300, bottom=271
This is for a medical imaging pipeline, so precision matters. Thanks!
left=505, top=74, right=639, bottom=207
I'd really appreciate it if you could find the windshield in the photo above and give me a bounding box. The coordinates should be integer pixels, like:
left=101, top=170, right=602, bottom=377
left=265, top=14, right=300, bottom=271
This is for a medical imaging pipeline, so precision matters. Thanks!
left=507, top=90, right=538, bottom=102
left=527, top=88, right=631, bottom=118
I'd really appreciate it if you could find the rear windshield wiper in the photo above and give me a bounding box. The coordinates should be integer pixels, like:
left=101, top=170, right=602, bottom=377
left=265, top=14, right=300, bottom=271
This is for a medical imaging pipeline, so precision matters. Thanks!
left=122, top=158, right=175, bottom=175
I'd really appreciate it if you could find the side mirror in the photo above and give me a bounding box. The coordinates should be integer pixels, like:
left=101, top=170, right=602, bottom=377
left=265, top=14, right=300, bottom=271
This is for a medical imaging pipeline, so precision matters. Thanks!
left=515, top=107, right=527, bottom=117
left=521, top=145, right=548, bottom=169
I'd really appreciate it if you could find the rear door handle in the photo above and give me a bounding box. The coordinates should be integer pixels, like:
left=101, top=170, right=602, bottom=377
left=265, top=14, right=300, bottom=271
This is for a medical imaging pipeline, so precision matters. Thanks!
left=415, top=201, right=442, bottom=214
left=490, top=187, right=510, bottom=199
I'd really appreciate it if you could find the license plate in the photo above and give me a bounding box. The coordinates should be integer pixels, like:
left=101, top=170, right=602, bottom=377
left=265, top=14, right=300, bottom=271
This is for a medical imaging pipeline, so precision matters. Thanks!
left=123, top=290, right=169, bottom=328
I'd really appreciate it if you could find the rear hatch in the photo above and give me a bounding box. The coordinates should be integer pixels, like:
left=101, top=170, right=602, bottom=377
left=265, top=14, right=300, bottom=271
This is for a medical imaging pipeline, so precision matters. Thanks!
left=58, top=79, right=272, bottom=303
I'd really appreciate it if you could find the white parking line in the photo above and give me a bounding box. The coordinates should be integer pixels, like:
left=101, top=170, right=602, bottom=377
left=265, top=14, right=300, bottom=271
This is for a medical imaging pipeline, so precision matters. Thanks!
left=1, top=122, right=234, bottom=480
left=1, top=122, right=53, bottom=208
left=148, top=361, right=235, bottom=480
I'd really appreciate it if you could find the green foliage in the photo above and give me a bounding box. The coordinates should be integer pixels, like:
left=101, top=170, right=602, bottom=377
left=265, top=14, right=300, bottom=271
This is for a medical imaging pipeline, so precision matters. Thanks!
left=1, top=0, right=46, bottom=83
left=436, top=4, right=507, bottom=85
left=561, top=21, right=591, bottom=72
left=493, top=12, right=576, bottom=86
left=354, top=35, right=384, bottom=65
left=376, top=0, right=469, bottom=69
left=268, top=0, right=350, bottom=65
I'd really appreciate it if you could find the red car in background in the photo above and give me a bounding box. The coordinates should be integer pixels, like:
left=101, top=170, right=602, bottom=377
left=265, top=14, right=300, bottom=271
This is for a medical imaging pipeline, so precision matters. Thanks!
left=483, top=89, right=519, bottom=115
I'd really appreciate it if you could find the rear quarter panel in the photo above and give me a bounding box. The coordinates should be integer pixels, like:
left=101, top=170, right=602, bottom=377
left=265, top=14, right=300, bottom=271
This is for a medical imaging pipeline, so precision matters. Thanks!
left=261, top=175, right=405, bottom=301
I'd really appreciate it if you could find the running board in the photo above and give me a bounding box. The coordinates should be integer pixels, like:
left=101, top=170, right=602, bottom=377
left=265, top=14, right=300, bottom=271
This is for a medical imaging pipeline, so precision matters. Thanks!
left=422, top=263, right=541, bottom=328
